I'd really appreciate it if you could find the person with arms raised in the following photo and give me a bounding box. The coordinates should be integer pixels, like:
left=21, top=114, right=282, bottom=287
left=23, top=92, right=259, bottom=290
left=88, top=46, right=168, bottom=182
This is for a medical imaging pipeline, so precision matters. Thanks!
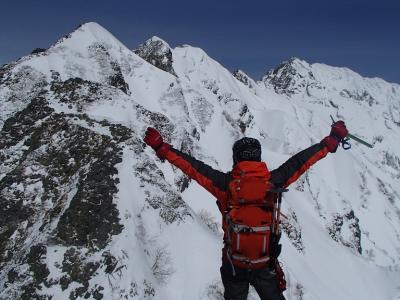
left=144, top=121, right=348, bottom=300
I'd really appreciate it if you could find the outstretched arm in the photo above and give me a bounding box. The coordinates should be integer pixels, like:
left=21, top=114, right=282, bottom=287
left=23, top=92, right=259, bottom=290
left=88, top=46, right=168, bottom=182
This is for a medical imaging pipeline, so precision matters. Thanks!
left=144, top=127, right=229, bottom=199
left=270, top=121, right=348, bottom=188
left=270, top=143, right=329, bottom=188
left=164, top=148, right=229, bottom=199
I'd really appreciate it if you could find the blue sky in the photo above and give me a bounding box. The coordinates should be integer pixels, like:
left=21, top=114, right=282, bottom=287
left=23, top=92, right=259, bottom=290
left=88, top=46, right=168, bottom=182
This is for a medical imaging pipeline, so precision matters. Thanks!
left=1, top=0, right=399, bottom=83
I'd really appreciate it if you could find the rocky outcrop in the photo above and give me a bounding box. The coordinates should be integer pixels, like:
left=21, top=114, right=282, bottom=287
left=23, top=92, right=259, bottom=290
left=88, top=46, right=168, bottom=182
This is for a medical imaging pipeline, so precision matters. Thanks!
left=262, top=58, right=311, bottom=95
left=134, top=36, right=176, bottom=76
left=233, top=69, right=255, bottom=90
left=328, top=210, right=362, bottom=254
left=0, top=89, right=126, bottom=298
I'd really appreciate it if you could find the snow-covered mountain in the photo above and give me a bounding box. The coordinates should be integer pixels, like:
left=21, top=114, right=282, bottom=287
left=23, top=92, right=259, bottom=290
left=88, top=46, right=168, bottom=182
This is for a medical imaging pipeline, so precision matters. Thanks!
left=0, top=22, right=399, bottom=300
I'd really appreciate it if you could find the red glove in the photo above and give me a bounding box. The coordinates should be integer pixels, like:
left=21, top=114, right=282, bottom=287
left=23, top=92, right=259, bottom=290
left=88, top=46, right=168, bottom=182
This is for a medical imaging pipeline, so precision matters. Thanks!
left=321, top=121, right=349, bottom=153
left=144, top=127, right=171, bottom=159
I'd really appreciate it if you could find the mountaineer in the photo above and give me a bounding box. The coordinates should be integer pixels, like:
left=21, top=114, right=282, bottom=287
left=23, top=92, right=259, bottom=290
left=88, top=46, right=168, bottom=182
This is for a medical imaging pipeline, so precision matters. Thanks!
left=144, top=121, right=348, bottom=300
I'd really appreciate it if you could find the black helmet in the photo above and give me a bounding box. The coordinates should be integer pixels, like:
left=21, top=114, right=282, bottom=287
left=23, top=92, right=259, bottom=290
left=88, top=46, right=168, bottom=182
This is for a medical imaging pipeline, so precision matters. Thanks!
left=232, top=137, right=261, bottom=164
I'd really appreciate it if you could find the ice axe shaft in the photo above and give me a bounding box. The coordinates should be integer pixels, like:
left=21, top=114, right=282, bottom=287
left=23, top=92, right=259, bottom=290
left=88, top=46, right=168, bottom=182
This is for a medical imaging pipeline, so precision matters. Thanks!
left=330, top=115, right=373, bottom=148
left=347, top=133, right=373, bottom=148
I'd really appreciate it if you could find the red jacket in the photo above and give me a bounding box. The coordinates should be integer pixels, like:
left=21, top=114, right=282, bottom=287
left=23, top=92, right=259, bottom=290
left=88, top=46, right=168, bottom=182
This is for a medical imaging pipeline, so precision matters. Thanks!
left=164, top=142, right=328, bottom=210
left=163, top=142, right=329, bottom=259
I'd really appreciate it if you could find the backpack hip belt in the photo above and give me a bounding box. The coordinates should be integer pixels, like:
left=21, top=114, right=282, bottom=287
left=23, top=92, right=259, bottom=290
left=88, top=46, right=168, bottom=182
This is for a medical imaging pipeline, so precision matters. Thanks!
left=231, top=254, right=271, bottom=265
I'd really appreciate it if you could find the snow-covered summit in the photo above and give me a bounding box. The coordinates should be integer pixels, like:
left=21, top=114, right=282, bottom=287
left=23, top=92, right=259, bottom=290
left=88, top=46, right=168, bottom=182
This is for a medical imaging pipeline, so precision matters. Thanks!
left=51, top=22, right=127, bottom=54
left=149, top=36, right=172, bottom=49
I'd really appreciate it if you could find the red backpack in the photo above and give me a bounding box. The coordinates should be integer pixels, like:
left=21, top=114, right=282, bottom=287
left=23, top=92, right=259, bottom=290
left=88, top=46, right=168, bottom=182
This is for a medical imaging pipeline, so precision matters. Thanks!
left=224, top=162, right=286, bottom=270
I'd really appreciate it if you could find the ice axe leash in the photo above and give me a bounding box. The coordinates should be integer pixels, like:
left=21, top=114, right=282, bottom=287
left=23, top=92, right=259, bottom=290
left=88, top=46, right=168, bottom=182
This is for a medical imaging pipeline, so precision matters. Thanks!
left=330, top=115, right=374, bottom=149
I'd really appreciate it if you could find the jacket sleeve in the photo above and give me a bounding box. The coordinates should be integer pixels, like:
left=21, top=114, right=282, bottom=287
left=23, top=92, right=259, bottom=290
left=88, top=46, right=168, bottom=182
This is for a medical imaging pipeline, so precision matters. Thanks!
left=164, top=147, right=230, bottom=200
left=270, top=143, right=329, bottom=188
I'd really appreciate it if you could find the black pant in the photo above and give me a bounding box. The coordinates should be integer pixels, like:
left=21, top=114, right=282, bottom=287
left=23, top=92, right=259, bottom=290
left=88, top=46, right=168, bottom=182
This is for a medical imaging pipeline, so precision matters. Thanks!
left=220, top=261, right=286, bottom=300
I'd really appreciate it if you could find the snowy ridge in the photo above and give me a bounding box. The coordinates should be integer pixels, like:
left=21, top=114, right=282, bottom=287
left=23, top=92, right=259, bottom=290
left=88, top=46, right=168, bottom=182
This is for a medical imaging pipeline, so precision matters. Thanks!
left=0, top=22, right=399, bottom=300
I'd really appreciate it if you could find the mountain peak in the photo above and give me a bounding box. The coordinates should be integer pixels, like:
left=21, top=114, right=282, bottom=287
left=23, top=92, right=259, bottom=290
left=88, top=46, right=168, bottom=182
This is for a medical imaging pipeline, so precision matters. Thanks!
left=76, top=21, right=106, bottom=32
left=134, top=36, right=175, bottom=75
left=262, top=56, right=398, bottom=101
left=271, top=57, right=311, bottom=76
left=286, top=57, right=310, bottom=70
left=148, top=36, right=171, bottom=48
left=52, top=21, right=124, bottom=51
left=261, top=57, right=313, bottom=95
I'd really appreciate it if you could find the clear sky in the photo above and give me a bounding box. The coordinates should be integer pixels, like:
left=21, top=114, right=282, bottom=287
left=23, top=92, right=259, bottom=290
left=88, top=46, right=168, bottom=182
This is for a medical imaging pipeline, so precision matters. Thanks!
left=1, top=0, right=399, bottom=83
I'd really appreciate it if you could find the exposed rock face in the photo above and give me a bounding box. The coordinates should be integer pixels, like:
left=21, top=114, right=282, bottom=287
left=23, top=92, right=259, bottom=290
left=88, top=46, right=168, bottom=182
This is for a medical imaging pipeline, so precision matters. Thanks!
left=134, top=36, right=176, bottom=75
left=261, top=57, right=310, bottom=95
left=328, top=210, right=362, bottom=254
left=88, top=43, right=130, bottom=94
left=0, top=89, right=126, bottom=298
left=281, top=210, right=304, bottom=253
left=233, top=69, right=255, bottom=89
left=31, top=48, right=47, bottom=55
left=202, top=78, right=254, bottom=134
left=261, top=57, right=331, bottom=100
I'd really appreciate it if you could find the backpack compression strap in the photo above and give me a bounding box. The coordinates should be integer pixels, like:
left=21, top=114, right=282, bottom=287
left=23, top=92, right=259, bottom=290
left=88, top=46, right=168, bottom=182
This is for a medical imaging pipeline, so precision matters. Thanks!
left=229, top=223, right=271, bottom=233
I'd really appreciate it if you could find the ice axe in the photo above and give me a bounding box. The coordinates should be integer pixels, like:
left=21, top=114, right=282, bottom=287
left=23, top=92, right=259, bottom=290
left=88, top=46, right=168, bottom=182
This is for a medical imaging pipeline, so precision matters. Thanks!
left=330, top=115, right=373, bottom=149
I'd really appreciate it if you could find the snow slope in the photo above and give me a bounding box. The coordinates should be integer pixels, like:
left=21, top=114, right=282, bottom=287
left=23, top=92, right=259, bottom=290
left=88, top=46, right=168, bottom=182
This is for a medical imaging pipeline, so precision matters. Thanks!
left=0, top=22, right=399, bottom=300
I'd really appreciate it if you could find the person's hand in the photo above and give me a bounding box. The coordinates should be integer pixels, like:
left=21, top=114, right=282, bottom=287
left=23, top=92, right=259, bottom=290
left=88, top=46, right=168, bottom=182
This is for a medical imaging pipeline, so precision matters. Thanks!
left=144, top=127, right=163, bottom=151
left=144, top=127, right=171, bottom=159
left=322, top=121, right=349, bottom=153
left=330, top=121, right=348, bottom=139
